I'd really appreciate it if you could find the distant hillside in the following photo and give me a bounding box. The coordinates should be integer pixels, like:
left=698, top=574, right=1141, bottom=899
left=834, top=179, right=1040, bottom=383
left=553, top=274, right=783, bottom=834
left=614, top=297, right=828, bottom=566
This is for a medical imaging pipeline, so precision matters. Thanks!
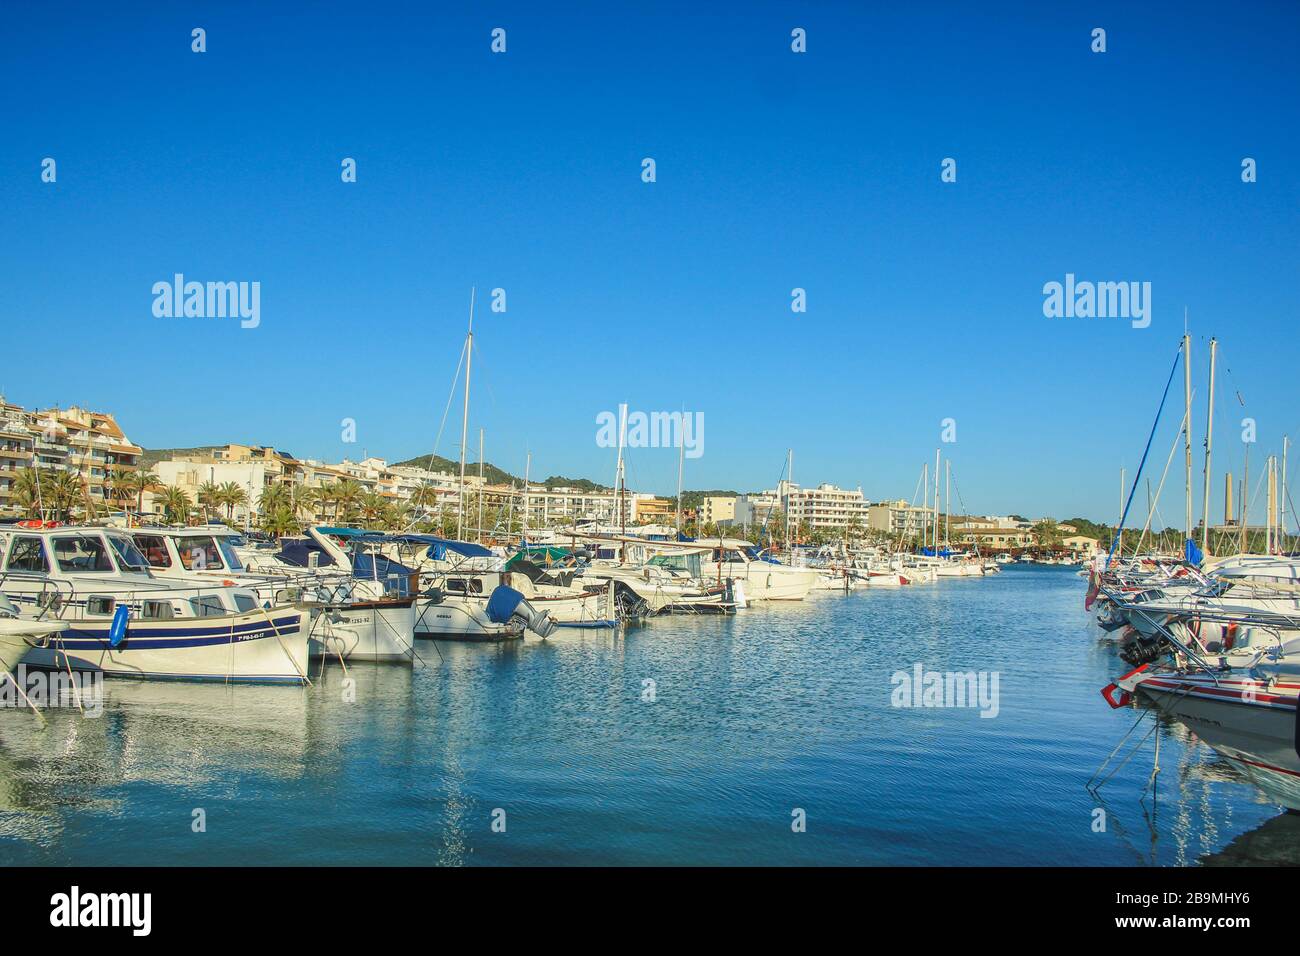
left=140, top=446, right=222, bottom=468
left=394, top=453, right=517, bottom=486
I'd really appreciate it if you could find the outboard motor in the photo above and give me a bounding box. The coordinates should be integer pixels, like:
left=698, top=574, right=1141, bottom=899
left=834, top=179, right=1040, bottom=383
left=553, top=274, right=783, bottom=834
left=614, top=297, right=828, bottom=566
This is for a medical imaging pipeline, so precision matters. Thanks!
left=611, top=580, right=649, bottom=622
left=485, top=585, right=557, bottom=639
left=1119, top=632, right=1172, bottom=667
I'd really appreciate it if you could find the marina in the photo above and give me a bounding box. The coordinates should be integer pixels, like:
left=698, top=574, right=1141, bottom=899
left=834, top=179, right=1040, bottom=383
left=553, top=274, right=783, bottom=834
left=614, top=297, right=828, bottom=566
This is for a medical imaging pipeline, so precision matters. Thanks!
left=0, top=564, right=1289, bottom=867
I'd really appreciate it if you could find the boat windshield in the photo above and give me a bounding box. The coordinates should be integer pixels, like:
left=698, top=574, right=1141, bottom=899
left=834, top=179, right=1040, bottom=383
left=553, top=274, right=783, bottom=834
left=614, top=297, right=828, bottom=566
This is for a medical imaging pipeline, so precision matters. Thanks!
left=216, top=538, right=245, bottom=573
left=52, top=534, right=115, bottom=573
left=178, top=536, right=225, bottom=571
left=107, top=534, right=151, bottom=573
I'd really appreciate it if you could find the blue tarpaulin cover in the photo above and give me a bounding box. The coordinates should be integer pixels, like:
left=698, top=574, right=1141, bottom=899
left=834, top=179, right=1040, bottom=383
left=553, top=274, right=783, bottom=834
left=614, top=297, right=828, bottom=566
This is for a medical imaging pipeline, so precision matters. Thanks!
left=485, top=586, right=525, bottom=624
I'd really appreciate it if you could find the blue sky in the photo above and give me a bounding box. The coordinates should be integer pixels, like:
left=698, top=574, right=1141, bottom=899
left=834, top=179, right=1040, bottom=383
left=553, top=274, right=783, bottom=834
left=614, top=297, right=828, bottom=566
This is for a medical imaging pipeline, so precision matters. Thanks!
left=2, top=1, right=1297, bottom=523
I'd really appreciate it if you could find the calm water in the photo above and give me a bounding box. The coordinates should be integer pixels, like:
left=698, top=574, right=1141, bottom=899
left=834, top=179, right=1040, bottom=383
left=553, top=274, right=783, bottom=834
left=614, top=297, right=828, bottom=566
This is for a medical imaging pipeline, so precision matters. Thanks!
left=0, top=565, right=1289, bottom=866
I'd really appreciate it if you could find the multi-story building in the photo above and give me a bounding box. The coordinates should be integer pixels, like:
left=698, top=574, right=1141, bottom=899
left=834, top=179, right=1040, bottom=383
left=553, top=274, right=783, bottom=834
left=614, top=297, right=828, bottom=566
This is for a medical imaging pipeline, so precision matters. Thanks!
left=699, top=495, right=737, bottom=526
left=867, top=499, right=934, bottom=539
left=0, top=399, right=36, bottom=514
left=784, top=482, right=868, bottom=533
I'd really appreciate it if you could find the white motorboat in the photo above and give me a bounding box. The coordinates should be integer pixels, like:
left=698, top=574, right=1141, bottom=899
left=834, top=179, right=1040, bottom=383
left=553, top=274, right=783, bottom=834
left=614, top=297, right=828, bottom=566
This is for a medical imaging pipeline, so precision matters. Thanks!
left=141, top=526, right=418, bottom=663
left=1106, top=608, right=1300, bottom=811
left=0, top=525, right=311, bottom=683
left=0, top=593, right=65, bottom=678
left=698, top=540, right=818, bottom=601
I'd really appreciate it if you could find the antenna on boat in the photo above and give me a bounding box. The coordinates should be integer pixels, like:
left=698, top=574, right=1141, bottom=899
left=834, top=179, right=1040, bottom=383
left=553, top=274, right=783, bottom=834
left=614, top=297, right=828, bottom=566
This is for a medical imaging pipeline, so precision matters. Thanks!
left=457, top=287, right=475, bottom=541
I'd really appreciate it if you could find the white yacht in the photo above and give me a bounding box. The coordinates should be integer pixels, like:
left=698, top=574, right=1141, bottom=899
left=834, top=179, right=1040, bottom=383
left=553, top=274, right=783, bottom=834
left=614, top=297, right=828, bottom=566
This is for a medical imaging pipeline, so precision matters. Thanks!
left=698, top=539, right=819, bottom=601
left=0, top=525, right=311, bottom=683
left=131, top=526, right=418, bottom=663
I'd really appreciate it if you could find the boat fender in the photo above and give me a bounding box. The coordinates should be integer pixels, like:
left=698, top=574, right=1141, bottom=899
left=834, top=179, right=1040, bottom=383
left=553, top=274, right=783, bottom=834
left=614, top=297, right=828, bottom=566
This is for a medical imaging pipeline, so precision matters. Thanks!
left=1223, top=621, right=1238, bottom=651
left=1100, top=663, right=1149, bottom=709
left=108, top=604, right=130, bottom=649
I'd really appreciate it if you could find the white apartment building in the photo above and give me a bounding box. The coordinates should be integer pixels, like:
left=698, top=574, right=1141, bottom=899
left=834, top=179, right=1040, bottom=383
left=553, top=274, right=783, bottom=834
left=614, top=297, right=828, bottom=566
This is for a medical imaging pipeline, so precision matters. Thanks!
left=867, top=499, right=934, bottom=538
left=784, top=482, right=868, bottom=532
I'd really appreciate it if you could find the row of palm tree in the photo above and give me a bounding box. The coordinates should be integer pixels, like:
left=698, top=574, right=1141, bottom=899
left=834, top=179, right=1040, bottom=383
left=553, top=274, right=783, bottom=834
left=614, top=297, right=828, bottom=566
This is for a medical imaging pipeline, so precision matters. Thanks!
left=195, top=481, right=249, bottom=523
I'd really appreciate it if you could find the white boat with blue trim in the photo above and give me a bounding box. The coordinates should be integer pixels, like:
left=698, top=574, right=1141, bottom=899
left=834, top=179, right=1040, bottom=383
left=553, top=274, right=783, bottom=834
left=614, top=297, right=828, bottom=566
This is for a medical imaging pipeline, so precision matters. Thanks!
left=0, top=525, right=311, bottom=683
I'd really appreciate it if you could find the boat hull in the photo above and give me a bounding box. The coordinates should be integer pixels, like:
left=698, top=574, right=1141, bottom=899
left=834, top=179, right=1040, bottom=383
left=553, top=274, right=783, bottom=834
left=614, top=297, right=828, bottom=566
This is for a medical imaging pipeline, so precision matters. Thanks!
left=21, top=609, right=311, bottom=684
left=309, top=600, right=416, bottom=662
left=1133, top=674, right=1300, bottom=811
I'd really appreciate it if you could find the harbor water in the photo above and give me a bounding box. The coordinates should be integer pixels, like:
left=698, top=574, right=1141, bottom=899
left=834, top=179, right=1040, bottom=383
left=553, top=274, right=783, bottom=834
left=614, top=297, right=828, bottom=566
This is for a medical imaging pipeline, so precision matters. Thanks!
left=0, top=565, right=1290, bottom=866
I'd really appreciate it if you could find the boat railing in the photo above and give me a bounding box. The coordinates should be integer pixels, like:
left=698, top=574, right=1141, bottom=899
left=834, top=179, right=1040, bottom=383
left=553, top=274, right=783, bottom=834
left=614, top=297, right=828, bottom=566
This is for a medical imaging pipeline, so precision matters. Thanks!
left=0, top=569, right=291, bottom=622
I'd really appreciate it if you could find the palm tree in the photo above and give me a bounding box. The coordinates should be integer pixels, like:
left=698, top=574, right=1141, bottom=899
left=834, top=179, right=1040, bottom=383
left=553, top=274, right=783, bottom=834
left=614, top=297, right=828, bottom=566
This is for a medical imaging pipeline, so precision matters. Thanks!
left=263, top=505, right=299, bottom=539
left=332, top=479, right=363, bottom=523
left=217, top=481, right=248, bottom=522
left=380, top=501, right=410, bottom=532
left=161, top=486, right=192, bottom=524
left=359, top=490, right=386, bottom=525
left=10, top=467, right=46, bottom=518
left=291, top=485, right=318, bottom=517
left=121, top=468, right=160, bottom=518
left=196, top=481, right=220, bottom=523
left=409, top=483, right=440, bottom=519
left=46, top=471, right=84, bottom=522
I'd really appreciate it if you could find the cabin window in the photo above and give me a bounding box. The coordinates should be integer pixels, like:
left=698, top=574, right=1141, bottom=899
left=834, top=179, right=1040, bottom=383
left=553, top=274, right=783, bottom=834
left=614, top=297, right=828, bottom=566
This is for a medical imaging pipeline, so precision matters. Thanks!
left=233, top=594, right=257, bottom=613
left=107, top=535, right=150, bottom=573
left=446, top=577, right=485, bottom=594
left=141, top=600, right=174, bottom=620
left=132, top=534, right=173, bottom=569
left=178, top=537, right=224, bottom=571
left=7, top=536, right=49, bottom=573
left=52, top=535, right=114, bottom=573
left=86, top=595, right=115, bottom=616
left=275, top=588, right=302, bottom=604
left=189, top=595, right=226, bottom=617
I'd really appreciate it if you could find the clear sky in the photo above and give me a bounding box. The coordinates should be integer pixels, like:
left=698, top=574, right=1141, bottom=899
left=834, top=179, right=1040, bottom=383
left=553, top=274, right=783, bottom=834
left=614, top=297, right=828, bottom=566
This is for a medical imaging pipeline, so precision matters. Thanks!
left=2, top=1, right=1297, bottom=524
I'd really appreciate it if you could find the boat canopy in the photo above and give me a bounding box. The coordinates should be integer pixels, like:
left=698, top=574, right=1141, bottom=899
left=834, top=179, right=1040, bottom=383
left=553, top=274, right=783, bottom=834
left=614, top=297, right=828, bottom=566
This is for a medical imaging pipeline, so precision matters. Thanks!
left=506, top=546, right=574, bottom=567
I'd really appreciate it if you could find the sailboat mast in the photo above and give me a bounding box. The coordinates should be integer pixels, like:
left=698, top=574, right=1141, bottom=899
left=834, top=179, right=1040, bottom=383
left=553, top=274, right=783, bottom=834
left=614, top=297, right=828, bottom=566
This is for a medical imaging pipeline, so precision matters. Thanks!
left=1182, top=332, right=1193, bottom=549
left=614, top=403, right=627, bottom=539
left=675, top=433, right=684, bottom=538
left=944, top=460, right=950, bottom=549
left=933, top=448, right=940, bottom=552
left=1200, top=337, right=1217, bottom=553
left=786, top=448, right=793, bottom=553
left=1283, top=436, right=1290, bottom=553
left=457, top=287, right=475, bottom=541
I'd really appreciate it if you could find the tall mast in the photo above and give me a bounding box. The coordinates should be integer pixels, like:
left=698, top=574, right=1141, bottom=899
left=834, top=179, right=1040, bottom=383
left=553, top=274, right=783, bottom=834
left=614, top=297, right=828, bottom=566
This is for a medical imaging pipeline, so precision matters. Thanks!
left=1283, top=436, right=1290, bottom=553
left=944, top=460, right=950, bottom=548
left=1182, top=332, right=1193, bottom=549
left=457, top=287, right=475, bottom=541
left=675, top=430, right=684, bottom=538
left=786, top=448, right=793, bottom=551
left=933, top=448, right=940, bottom=552
left=614, top=403, right=627, bottom=539
left=1200, top=337, right=1217, bottom=554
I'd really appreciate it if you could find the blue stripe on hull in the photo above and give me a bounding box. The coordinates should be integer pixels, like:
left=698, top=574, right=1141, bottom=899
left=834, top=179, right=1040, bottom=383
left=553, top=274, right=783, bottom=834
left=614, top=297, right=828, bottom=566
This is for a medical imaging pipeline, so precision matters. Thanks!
left=53, top=627, right=303, bottom=651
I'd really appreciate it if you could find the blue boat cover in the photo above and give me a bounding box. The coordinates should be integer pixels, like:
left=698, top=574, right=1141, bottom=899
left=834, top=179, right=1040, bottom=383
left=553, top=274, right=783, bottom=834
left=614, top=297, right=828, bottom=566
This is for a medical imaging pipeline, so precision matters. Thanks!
left=485, top=586, right=525, bottom=624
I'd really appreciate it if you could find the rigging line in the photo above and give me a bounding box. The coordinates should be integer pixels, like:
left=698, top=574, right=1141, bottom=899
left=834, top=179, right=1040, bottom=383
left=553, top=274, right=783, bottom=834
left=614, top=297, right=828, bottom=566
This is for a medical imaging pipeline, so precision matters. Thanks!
left=400, top=338, right=467, bottom=534
left=1108, top=345, right=1182, bottom=566
left=1135, top=403, right=1191, bottom=554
